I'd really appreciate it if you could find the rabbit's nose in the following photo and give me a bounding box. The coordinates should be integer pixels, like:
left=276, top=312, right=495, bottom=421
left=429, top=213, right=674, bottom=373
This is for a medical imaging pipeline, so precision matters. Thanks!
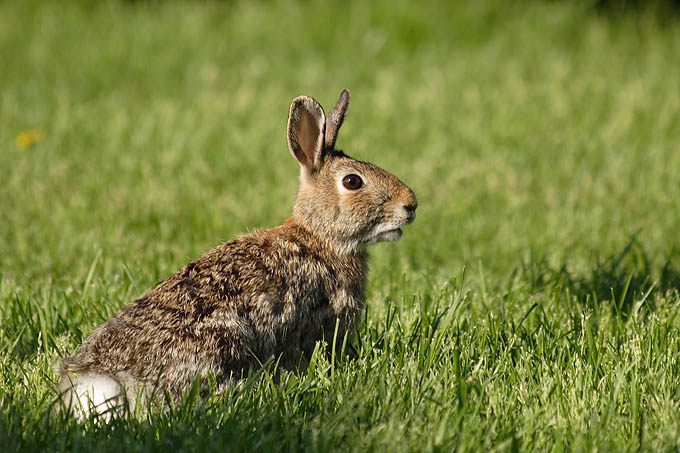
left=403, top=203, right=417, bottom=222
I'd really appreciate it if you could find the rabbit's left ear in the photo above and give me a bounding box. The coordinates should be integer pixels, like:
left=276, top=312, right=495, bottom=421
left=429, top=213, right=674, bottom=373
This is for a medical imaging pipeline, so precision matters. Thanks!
left=288, top=96, right=326, bottom=178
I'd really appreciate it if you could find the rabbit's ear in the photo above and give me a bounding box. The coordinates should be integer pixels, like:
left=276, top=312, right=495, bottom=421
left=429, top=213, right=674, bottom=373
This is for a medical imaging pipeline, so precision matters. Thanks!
left=288, top=96, right=326, bottom=178
left=325, top=89, right=350, bottom=150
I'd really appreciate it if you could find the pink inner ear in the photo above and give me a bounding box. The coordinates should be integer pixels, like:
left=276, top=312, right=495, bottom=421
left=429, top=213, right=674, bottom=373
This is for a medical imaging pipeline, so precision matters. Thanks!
left=298, top=110, right=322, bottom=167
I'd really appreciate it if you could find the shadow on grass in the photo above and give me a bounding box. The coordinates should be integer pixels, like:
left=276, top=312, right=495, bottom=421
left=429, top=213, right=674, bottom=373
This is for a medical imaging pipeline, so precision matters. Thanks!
left=592, top=0, right=680, bottom=13
left=521, top=233, right=680, bottom=320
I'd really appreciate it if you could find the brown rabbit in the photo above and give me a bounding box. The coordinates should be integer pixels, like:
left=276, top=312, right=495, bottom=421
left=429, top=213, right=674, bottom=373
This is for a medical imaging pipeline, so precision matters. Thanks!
left=58, top=89, right=417, bottom=418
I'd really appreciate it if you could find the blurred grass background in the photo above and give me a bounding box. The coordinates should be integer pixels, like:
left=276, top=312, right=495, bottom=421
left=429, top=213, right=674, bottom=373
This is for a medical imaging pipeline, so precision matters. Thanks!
left=1, top=0, right=680, bottom=451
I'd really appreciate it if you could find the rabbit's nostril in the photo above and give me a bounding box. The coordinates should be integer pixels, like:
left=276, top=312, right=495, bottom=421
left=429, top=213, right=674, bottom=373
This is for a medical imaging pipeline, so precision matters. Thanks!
left=404, top=204, right=417, bottom=216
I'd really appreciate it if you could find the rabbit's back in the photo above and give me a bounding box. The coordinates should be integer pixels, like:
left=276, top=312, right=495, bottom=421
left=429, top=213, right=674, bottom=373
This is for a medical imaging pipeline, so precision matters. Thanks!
left=60, top=222, right=367, bottom=399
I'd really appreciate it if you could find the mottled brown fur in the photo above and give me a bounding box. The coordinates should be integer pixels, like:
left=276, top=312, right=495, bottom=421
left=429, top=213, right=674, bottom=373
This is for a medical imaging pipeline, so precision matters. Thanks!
left=58, top=89, right=417, bottom=412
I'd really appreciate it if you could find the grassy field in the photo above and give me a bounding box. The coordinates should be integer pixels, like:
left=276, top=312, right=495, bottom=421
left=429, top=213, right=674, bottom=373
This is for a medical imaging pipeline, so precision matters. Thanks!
left=2, top=0, right=680, bottom=451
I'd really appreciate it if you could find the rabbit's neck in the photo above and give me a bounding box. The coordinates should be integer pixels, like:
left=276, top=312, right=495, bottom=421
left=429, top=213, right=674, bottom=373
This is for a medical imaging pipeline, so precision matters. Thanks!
left=271, top=217, right=369, bottom=310
left=284, top=214, right=367, bottom=257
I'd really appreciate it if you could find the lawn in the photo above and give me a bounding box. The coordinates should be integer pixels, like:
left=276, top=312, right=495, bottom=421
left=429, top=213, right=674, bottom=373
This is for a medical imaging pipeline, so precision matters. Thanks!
left=1, top=0, right=680, bottom=451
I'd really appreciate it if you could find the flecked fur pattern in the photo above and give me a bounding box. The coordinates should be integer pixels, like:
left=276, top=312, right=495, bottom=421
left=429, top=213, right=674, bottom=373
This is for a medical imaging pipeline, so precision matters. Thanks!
left=58, top=89, right=417, bottom=418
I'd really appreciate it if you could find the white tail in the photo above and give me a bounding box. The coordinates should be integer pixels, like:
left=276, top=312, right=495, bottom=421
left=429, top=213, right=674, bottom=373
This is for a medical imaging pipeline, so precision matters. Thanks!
left=59, top=372, right=124, bottom=421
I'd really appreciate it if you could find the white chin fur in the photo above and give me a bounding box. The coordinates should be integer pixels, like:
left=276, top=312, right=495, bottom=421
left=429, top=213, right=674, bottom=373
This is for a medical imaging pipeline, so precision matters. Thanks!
left=368, top=228, right=403, bottom=244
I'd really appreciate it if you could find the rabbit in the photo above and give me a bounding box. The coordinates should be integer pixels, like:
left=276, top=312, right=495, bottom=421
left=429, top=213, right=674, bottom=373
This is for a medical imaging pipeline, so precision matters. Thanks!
left=57, top=89, right=418, bottom=418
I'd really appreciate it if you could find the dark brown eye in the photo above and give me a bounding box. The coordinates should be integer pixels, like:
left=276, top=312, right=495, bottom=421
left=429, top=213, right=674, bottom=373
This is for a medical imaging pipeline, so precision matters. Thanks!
left=342, top=174, right=363, bottom=190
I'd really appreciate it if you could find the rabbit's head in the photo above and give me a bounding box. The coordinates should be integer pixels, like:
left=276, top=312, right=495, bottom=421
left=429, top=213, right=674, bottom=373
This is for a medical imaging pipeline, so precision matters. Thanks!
left=288, top=90, right=417, bottom=254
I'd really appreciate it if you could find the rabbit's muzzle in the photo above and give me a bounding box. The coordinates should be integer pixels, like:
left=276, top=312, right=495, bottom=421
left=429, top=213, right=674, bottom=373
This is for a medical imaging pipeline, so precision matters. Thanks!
left=400, top=188, right=418, bottom=224
left=403, top=203, right=417, bottom=224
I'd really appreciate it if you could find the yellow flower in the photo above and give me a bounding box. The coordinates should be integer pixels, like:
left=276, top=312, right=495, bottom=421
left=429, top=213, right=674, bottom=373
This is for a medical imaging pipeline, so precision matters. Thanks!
left=16, top=128, right=44, bottom=149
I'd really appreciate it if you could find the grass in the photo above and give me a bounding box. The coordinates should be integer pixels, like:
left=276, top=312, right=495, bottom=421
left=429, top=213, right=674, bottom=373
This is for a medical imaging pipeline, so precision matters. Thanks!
left=2, top=0, right=680, bottom=451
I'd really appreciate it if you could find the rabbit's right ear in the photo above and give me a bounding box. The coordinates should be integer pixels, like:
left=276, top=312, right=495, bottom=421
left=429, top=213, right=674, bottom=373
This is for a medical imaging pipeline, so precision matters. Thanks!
left=287, top=96, right=326, bottom=180
left=325, top=89, right=350, bottom=150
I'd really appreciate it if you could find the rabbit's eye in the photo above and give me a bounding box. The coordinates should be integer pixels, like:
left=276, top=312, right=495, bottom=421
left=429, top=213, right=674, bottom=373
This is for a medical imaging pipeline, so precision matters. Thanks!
left=342, top=174, right=363, bottom=190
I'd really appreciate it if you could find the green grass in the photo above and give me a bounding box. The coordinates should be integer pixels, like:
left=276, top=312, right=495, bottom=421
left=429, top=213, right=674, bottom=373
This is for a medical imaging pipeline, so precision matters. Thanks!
left=2, top=0, right=680, bottom=451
